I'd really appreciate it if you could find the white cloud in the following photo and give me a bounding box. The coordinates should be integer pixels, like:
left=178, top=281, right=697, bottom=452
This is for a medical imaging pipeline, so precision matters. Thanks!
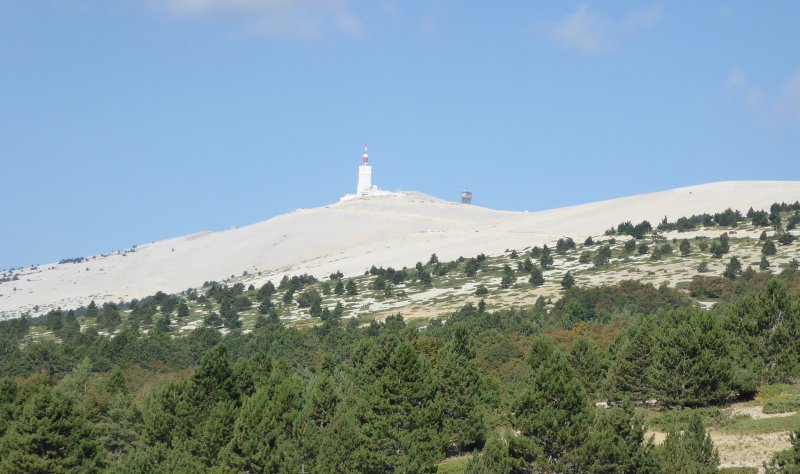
left=728, top=68, right=800, bottom=125
left=547, top=3, right=663, bottom=54
left=728, top=69, right=764, bottom=108
left=156, top=0, right=361, bottom=39
left=728, top=69, right=746, bottom=87
left=784, top=70, right=800, bottom=120
left=621, top=4, right=664, bottom=32
left=551, top=4, right=611, bottom=53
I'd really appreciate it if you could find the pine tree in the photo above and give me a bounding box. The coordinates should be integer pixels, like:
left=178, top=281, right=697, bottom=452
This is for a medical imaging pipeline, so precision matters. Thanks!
left=193, top=399, right=237, bottom=468
left=578, top=401, right=659, bottom=473
left=86, top=300, right=99, bottom=319
left=650, top=309, right=733, bottom=406
left=500, top=264, right=515, bottom=289
left=606, top=322, right=655, bottom=402
left=763, top=239, right=777, bottom=256
left=529, top=266, right=545, bottom=286
left=111, top=442, right=203, bottom=473
left=658, top=414, right=719, bottom=473
left=315, top=401, right=368, bottom=474
left=514, top=337, right=589, bottom=472
left=419, top=271, right=433, bottom=287
left=298, top=361, right=340, bottom=471
left=593, top=245, right=612, bottom=268
left=465, top=431, right=530, bottom=474
left=84, top=369, right=141, bottom=465
left=257, top=280, right=276, bottom=300
left=0, top=377, right=19, bottom=439
left=723, top=256, right=742, bottom=280
left=540, top=245, right=554, bottom=269
left=258, top=298, right=273, bottom=315
left=521, top=257, right=534, bottom=272
left=557, top=237, right=575, bottom=254
left=220, top=366, right=304, bottom=473
left=192, top=345, right=235, bottom=404
left=435, top=325, right=485, bottom=455
left=220, top=300, right=241, bottom=329
left=0, top=386, right=103, bottom=473
left=568, top=337, right=608, bottom=398
left=359, top=341, right=442, bottom=472
left=680, top=239, right=692, bottom=257
left=719, top=232, right=730, bottom=253
left=177, top=301, right=190, bottom=319
left=723, top=278, right=800, bottom=383
left=99, top=303, right=121, bottom=332
left=561, top=271, right=575, bottom=289
left=141, top=379, right=195, bottom=449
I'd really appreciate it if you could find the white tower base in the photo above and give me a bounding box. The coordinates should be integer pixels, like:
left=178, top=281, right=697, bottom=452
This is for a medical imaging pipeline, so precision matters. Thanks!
left=357, top=164, right=372, bottom=195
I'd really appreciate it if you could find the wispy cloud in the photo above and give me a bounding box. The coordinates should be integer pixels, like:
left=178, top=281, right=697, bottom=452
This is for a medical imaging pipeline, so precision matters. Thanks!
left=155, top=0, right=361, bottom=39
left=729, top=68, right=800, bottom=125
left=783, top=70, right=800, bottom=121
left=728, top=69, right=764, bottom=108
left=547, top=3, right=664, bottom=53
left=551, top=4, right=611, bottom=53
left=621, top=4, right=664, bottom=32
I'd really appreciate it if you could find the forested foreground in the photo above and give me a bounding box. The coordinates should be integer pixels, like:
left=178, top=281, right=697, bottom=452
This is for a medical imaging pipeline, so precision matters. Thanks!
left=4, top=271, right=800, bottom=472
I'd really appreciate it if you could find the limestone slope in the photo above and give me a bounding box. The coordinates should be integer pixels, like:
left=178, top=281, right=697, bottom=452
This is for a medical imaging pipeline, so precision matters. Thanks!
left=1, top=181, right=799, bottom=318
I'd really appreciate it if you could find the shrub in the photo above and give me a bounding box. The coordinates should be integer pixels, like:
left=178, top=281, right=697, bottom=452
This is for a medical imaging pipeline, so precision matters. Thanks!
left=624, top=239, right=636, bottom=253
left=561, top=271, right=575, bottom=289
left=556, top=237, right=576, bottom=254
left=529, top=267, right=545, bottom=287
left=723, top=257, right=742, bottom=280
left=778, top=233, right=795, bottom=245
left=650, top=249, right=662, bottom=260
left=593, top=245, right=612, bottom=268
left=680, top=239, right=691, bottom=257
left=762, top=397, right=800, bottom=415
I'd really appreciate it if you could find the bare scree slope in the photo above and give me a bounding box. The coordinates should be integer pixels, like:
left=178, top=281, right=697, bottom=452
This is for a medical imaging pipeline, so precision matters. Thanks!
left=2, top=181, right=799, bottom=318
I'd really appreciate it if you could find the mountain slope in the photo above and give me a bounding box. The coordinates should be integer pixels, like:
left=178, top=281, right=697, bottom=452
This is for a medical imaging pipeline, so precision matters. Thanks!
left=2, top=181, right=799, bottom=318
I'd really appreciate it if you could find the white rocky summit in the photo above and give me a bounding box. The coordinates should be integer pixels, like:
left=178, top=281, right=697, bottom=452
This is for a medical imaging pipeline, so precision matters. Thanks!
left=1, top=181, right=799, bottom=319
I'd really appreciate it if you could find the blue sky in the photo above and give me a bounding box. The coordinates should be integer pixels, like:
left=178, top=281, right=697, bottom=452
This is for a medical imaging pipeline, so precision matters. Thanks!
left=1, top=1, right=799, bottom=270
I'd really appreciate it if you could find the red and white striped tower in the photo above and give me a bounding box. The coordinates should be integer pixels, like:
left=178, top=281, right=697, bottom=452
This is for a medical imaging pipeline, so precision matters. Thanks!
left=357, top=142, right=372, bottom=195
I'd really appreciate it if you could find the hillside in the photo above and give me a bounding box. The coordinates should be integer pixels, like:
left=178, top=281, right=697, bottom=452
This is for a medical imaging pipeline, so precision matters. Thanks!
left=4, top=181, right=800, bottom=472
left=2, top=180, right=800, bottom=319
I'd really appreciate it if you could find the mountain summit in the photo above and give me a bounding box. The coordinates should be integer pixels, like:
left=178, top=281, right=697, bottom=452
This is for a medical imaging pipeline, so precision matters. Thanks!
left=2, top=181, right=799, bottom=319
